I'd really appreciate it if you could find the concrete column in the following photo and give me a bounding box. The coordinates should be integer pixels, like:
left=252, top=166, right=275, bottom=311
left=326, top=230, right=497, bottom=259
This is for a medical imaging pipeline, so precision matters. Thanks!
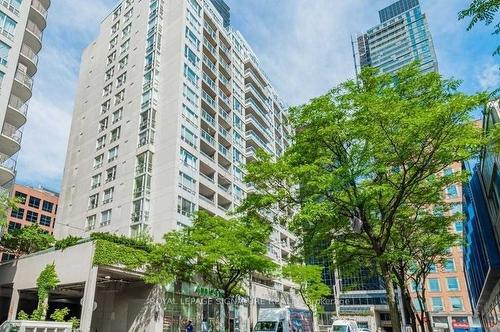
left=80, top=266, right=98, bottom=332
left=7, top=288, right=20, bottom=320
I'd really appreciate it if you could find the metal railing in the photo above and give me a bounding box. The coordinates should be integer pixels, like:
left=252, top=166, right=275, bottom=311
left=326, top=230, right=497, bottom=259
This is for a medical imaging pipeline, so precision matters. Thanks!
left=15, top=69, right=33, bottom=89
left=2, top=123, right=22, bottom=143
left=21, top=44, right=39, bottom=65
left=202, top=55, right=216, bottom=72
left=201, top=129, right=215, bottom=146
left=26, top=20, right=42, bottom=40
left=0, top=153, right=16, bottom=172
left=8, top=95, right=28, bottom=116
left=31, top=0, right=48, bottom=19
left=202, top=91, right=216, bottom=109
left=202, top=72, right=216, bottom=91
left=202, top=110, right=215, bottom=127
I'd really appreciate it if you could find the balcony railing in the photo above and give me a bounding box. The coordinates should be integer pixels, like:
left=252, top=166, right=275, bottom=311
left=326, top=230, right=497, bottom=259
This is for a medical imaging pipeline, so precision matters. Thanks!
left=8, top=95, right=28, bottom=116
left=201, top=130, right=215, bottom=146
left=20, top=44, right=38, bottom=64
left=15, top=70, right=33, bottom=89
left=202, top=91, right=216, bottom=109
left=131, top=211, right=150, bottom=224
left=199, top=194, right=215, bottom=205
left=219, top=107, right=230, bottom=122
left=2, top=123, right=22, bottom=143
left=0, top=153, right=16, bottom=172
left=246, top=98, right=270, bottom=123
left=202, top=55, right=216, bottom=73
left=202, top=73, right=216, bottom=91
left=26, top=20, right=42, bottom=40
left=202, top=110, right=215, bottom=127
left=247, top=130, right=272, bottom=154
left=31, top=0, right=48, bottom=19
left=218, top=144, right=231, bottom=159
left=246, top=115, right=272, bottom=139
left=203, top=39, right=217, bottom=56
left=203, top=22, right=217, bottom=39
left=200, top=172, right=215, bottom=183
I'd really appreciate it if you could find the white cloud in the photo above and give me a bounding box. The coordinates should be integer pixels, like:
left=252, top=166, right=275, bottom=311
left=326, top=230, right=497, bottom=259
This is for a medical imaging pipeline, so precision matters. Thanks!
left=477, top=62, right=500, bottom=91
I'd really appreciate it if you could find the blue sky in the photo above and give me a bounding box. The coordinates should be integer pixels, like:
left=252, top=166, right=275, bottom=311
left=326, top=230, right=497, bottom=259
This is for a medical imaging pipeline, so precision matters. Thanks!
left=16, top=0, right=499, bottom=192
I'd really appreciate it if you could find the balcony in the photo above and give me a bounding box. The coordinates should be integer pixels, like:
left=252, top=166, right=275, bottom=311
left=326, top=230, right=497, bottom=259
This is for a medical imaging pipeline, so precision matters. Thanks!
left=29, top=0, right=48, bottom=30
left=202, top=55, right=217, bottom=79
left=246, top=98, right=270, bottom=125
left=202, top=90, right=216, bottom=111
left=0, top=123, right=22, bottom=156
left=246, top=83, right=268, bottom=111
left=247, top=130, right=272, bottom=155
left=5, top=95, right=28, bottom=128
left=201, top=129, right=216, bottom=147
left=24, top=20, right=43, bottom=53
left=131, top=211, right=150, bottom=225
left=19, top=44, right=38, bottom=76
left=218, top=107, right=231, bottom=129
left=218, top=58, right=231, bottom=79
left=0, top=153, right=15, bottom=186
left=246, top=115, right=272, bottom=142
left=203, top=39, right=217, bottom=63
left=12, top=69, right=33, bottom=102
left=202, top=72, right=217, bottom=95
left=201, top=110, right=216, bottom=128
left=203, top=22, right=217, bottom=45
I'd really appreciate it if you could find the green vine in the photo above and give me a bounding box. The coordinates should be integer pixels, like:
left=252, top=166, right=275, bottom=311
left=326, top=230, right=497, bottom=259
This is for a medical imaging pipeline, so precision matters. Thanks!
left=35, top=263, right=59, bottom=320
left=93, top=239, right=150, bottom=270
left=54, top=236, right=82, bottom=250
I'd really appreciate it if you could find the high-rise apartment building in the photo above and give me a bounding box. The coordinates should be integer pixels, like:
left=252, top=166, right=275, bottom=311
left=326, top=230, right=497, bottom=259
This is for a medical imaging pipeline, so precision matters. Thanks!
left=56, top=0, right=298, bottom=316
left=0, top=0, right=50, bottom=193
left=355, top=0, right=438, bottom=75
left=1, top=183, right=58, bottom=261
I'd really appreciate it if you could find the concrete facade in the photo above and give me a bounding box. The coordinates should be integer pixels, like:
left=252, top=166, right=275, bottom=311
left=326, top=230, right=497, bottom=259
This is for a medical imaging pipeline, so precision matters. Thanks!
left=0, top=0, right=50, bottom=193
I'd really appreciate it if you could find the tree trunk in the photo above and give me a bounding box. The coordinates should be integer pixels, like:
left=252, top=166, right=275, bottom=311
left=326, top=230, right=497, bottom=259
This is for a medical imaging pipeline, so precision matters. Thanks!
left=224, top=296, right=231, bottom=332
left=401, top=286, right=417, bottom=332
left=419, top=286, right=432, bottom=332
left=381, top=263, right=401, bottom=332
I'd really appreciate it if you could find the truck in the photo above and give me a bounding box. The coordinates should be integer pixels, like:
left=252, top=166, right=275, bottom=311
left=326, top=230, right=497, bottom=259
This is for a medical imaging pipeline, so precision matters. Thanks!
left=253, top=308, right=313, bottom=332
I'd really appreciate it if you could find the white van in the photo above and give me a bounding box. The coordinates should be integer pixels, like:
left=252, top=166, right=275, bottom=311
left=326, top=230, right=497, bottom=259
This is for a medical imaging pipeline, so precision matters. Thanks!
left=253, top=308, right=313, bottom=332
left=329, top=320, right=359, bottom=332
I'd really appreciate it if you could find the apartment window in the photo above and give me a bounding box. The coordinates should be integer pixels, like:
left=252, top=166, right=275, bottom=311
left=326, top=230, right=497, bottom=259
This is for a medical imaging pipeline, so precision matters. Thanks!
left=107, top=51, right=117, bottom=65
left=111, top=21, right=120, bottom=35
left=450, top=203, right=461, bottom=215
left=428, top=278, right=440, bottom=292
left=234, top=185, right=243, bottom=201
left=42, top=201, right=54, bottom=213
left=116, top=72, right=127, bottom=88
left=184, top=45, right=199, bottom=67
left=125, top=0, right=133, bottom=8
left=26, top=210, right=38, bottom=222
left=412, top=299, right=423, bottom=312
left=103, top=187, right=114, bottom=204
left=443, top=259, right=456, bottom=272
left=233, top=114, right=243, bottom=131
left=184, top=64, right=199, bottom=85
left=450, top=297, right=464, bottom=311
left=108, top=146, right=119, bottom=162
left=91, top=173, right=101, bottom=189
left=181, top=125, right=197, bottom=148
left=118, top=55, right=128, bottom=69
left=443, top=168, right=453, bottom=176
left=0, top=12, right=16, bottom=39
left=28, top=196, right=40, bottom=208
left=14, top=191, right=27, bottom=204
left=96, top=135, right=106, bottom=150
left=8, top=222, right=22, bottom=231
left=122, top=23, right=132, bottom=38
left=454, top=221, right=463, bottom=233
left=446, top=185, right=458, bottom=198
left=101, top=100, right=111, bottom=114
left=105, top=67, right=114, bottom=81
left=93, top=154, right=104, bottom=169
left=120, top=39, right=130, bottom=54
left=0, top=41, right=11, bottom=65
left=233, top=166, right=243, bottom=181
left=86, top=215, right=96, bottom=230
left=233, top=149, right=243, bottom=164
left=188, top=0, right=201, bottom=15
left=88, top=194, right=99, bottom=209
left=103, top=83, right=113, bottom=97
left=410, top=281, right=422, bottom=292
left=433, top=205, right=444, bottom=217
left=100, top=209, right=112, bottom=226
left=112, top=6, right=121, bottom=20
left=138, top=129, right=154, bottom=147
left=114, top=89, right=125, bottom=105
left=185, top=27, right=199, bottom=49
left=431, top=297, right=444, bottom=312
left=179, top=172, right=196, bottom=194
left=183, top=84, right=198, bottom=105
left=182, top=104, right=198, bottom=126
left=10, top=207, right=24, bottom=219
left=109, top=36, right=118, bottom=50
left=98, top=117, right=108, bottom=132
left=112, top=108, right=122, bottom=123
left=124, top=9, right=133, bottom=21
left=429, top=264, right=437, bottom=273
left=180, top=148, right=197, bottom=169
left=106, top=166, right=117, bottom=182
left=447, top=277, right=459, bottom=291
left=177, top=196, right=196, bottom=216
left=40, top=215, right=52, bottom=227
left=110, top=127, right=121, bottom=143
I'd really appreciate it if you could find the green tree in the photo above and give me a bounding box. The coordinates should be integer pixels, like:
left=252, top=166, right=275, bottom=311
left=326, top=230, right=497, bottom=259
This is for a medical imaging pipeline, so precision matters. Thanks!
left=1, top=225, right=55, bottom=257
left=459, top=0, right=500, bottom=55
left=242, top=63, right=487, bottom=332
left=147, top=212, right=277, bottom=331
left=282, top=264, right=330, bottom=330
left=0, top=193, right=18, bottom=237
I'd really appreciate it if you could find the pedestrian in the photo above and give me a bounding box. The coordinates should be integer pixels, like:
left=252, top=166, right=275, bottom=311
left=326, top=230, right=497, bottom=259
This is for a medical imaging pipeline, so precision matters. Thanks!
left=186, top=320, right=194, bottom=332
